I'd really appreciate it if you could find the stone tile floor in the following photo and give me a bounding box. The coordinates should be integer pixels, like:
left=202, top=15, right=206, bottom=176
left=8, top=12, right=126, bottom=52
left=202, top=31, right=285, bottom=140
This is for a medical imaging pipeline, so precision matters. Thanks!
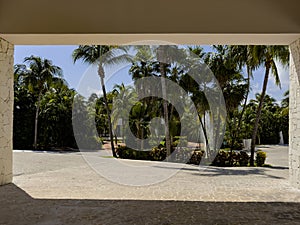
left=1, top=145, right=300, bottom=224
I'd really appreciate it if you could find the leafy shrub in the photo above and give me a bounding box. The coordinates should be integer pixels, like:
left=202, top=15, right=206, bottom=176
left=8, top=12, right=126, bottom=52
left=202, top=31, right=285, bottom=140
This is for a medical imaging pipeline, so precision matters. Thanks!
left=149, top=147, right=167, bottom=161
left=211, top=150, right=230, bottom=166
left=188, top=150, right=204, bottom=165
left=117, top=145, right=204, bottom=164
left=117, top=145, right=253, bottom=167
left=116, top=145, right=151, bottom=160
left=256, top=151, right=267, bottom=166
left=239, top=151, right=250, bottom=166
left=211, top=150, right=251, bottom=167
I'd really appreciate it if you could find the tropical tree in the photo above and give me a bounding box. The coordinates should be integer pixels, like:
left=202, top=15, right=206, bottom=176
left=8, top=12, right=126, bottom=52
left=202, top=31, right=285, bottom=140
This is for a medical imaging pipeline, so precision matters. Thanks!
left=13, top=74, right=36, bottom=149
left=39, top=82, right=77, bottom=148
left=14, top=56, right=63, bottom=149
left=249, top=45, right=289, bottom=166
left=240, top=93, right=284, bottom=145
left=72, top=45, right=131, bottom=157
left=280, top=90, right=289, bottom=143
left=156, top=45, right=187, bottom=156
left=281, top=90, right=289, bottom=110
left=205, top=46, right=247, bottom=164
left=226, top=45, right=259, bottom=149
left=157, top=46, right=172, bottom=156
left=111, top=83, right=137, bottom=142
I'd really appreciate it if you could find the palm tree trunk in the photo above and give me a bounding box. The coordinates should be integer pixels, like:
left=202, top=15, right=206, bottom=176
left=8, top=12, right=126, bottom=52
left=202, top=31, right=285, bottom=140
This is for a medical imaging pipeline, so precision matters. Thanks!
left=141, top=123, right=144, bottom=150
left=33, top=91, right=42, bottom=150
left=99, top=67, right=117, bottom=157
left=169, top=105, right=175, bottom=145
left=160, top=62, right=171, bottom=157
left=114, top=134, right=118, bottom=145
left=250, top=64, right=270, bottom=166
left=229, top=67, right=251, bottom=164
left=200, top=115, right=211, bottom=160
left=122, top=121, right=125, bottom=143
left=238, top=67, right=251, bottom=128
left=230, top=67, right=251, bottom=151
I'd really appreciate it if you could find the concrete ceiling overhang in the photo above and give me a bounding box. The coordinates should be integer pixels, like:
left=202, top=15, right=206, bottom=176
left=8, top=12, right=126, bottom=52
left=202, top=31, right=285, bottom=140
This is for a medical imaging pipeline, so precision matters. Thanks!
left=0, top=0, right=300, bottom=45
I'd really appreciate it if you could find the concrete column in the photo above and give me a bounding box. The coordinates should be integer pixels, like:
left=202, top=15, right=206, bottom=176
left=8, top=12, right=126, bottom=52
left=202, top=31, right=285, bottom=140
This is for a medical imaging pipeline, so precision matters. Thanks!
left=0, top=38, right=14, bottom=185
left=290, top=38, right=300, bottom=188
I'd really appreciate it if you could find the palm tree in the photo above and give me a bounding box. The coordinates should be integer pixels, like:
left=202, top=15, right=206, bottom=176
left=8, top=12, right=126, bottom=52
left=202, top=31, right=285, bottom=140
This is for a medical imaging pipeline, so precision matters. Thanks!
left=14, top=56, right=63, bottom=149
left=249, top=45, right=289, bottom=166
left=72, top=45, right=131, bottom=157
left=156, top=45, right=185, bottom=157
left=226, top=46, right=259, bottom=148
left=156, top=46, right=173, bottom=157
left=280, top=90, right=289, bottom=144
left=281, top=90, right=289, bottom=110
left=205, top=46, right=247, bottom=163
left=112, top=83, right=137, bottom=143
left=130, top=45, right=173, bottom=155
left=39, top=82, right=76, bottom=148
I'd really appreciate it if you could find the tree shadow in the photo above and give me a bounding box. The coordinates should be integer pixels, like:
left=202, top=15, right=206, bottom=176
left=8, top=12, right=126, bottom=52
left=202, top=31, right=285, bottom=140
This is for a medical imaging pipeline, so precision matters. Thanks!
left=191, top=167, right=286, bottom=179
left=153, top=164, right=287, bottom=179
left=1, top=183, right=300, bottom=225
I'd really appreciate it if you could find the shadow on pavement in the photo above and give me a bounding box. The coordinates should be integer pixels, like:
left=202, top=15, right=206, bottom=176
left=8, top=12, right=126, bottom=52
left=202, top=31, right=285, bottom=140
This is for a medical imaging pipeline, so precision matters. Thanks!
left=153, top=164, right=287, bottom=179
left=1, top=183, right=300, bottom=225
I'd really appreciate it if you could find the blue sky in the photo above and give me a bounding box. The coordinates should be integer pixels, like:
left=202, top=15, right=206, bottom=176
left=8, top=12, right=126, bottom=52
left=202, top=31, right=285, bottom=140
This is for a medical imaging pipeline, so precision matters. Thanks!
left=14, top=45, right=289, bottom=104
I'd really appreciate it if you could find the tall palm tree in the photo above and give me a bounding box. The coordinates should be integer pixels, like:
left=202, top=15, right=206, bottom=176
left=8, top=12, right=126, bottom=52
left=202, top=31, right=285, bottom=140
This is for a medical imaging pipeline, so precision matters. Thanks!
left=249, top=45, right=289, bottom=166
left=156, top=45, right=187, bottom=157
left=227, top=46, right=259, bottom=147
left=14, top=56, right=63, bottom=149
left=72, top=45, right=131, bottom=157
left=205, top=46, right=247, bottom=163
left=157, top=46, right=171, bottom=157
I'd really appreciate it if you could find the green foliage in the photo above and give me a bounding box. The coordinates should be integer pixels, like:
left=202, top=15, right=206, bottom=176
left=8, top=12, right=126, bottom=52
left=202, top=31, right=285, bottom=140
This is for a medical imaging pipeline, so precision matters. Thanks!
left=187, top=150, right=204, bottom=165
left=211, top=150, right=250, bottom=167
left=13, top=58, right=78, bottom=150
left=239, top=94, right=287, bottom=145
left=149, top=147, right=167, bottom=161
left=13, top=87, right=36, bottom=149
left=72, top=95, right=102, bottom=150
left=211, top=150, right=230, bottom=166
left=39, top=86, right=78, bottom=148
left=117, top=145, right=256, bottom=167
left=256, top=151, right=267, bottom=166
left=13, top=45, right=289, bottom=156
left=116, top=145, right=152, bottom=160
left=239, top=151, right=250, bottom=166
left=14, top=56, right=64, bottom=149
left=117, top=145, right=204, bottom=165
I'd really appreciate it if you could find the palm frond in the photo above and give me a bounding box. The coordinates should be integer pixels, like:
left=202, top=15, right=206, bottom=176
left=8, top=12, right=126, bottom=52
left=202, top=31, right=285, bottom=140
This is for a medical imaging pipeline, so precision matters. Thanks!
left=270, top=60, right=281, bottom=88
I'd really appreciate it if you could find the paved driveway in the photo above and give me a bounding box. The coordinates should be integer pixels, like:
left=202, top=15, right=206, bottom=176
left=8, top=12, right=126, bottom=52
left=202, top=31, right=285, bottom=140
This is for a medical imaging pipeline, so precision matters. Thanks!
left=12, top=145, right=299, bottom=202
left=1, top=145, right=300, bottom=225
left=258, top=145, right=289, bottom=167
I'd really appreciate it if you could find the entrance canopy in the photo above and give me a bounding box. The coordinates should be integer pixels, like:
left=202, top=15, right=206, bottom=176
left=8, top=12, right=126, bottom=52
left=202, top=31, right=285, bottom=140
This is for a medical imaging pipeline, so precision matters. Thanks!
left=0, top=0, right=299, bottom=45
